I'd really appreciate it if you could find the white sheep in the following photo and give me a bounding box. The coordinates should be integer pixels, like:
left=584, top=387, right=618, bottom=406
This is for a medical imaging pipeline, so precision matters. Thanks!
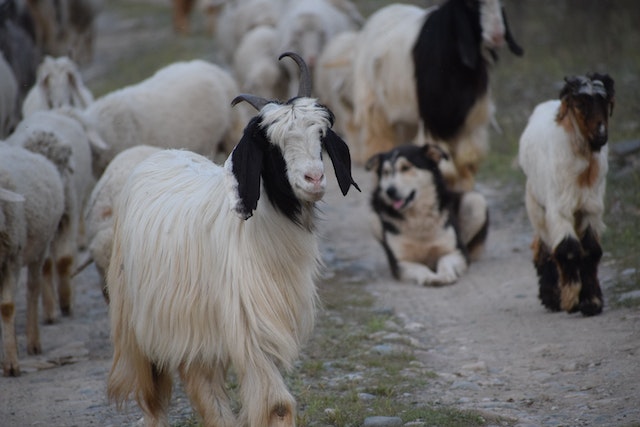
left=232, top=25, right=288, bottom=101
left=106, top=53, right=359, bottom=427
left=72, top=59, right=248, bottom=177
left=518, top=73, right=615, bottom=316
left=350, top=0, right=522, bottom=190
left=313, top=30, right=357, bottom=139
left=0, top=52, right=19, bottom=138
left=82, top=144, right=162, bottom=301
left=22, top=56, right=95, bottom=118
left=6, top=109, right=98, bottom=321
left=214, top=0, right=285, bottom=64
left=277, top=0, right=362, bottom=98
left=0, top=144, right=65, bottom=376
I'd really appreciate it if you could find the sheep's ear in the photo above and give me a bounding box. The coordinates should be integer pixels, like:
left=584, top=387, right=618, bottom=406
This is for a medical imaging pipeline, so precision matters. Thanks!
left=0, top=188, right=26, bottom=203
left=455, top=8, right=478, bottom=68
left=322, top=129, right=360, bottom=195
left=228, top=117, right=268, bottom=219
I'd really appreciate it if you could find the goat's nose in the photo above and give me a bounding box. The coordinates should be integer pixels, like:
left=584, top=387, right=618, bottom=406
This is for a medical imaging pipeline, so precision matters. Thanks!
left=305, top=172, right=324, bottom=185
left=598, top=122, right=607, bottom=137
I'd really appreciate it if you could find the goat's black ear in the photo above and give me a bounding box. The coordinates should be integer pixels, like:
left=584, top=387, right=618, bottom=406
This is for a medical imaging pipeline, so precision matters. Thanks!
left=591, top=73, right=616, bottom=117
left=229, top=116, right=268, bottom=219
left=502, top=7, right=524, bottom=57
left=322, top=129, right=360, bottom=195
left=454, top=6, right=479, bottom=69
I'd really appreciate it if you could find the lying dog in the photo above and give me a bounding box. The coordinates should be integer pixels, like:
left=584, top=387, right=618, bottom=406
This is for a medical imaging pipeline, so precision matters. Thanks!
left=366, top=144, right=489, bottom=286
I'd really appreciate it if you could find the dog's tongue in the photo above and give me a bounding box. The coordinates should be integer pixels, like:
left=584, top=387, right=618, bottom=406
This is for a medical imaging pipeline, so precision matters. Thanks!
left=393, top=199, right=404, bottom=210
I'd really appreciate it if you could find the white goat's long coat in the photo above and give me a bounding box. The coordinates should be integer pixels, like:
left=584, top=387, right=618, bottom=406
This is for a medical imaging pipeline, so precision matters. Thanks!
left=108, top=149, right=319, bottom=373
left=519, top=100, right=608, bottom=250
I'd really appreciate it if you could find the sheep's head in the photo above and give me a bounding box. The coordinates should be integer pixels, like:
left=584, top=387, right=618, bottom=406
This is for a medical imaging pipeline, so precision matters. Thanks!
left=558, top=73, right=615, bottom=152
left=227, top=52, right=360, bottom=222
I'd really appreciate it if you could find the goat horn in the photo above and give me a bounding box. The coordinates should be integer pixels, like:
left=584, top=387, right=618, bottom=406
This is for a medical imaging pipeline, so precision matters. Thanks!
left=279, top=52, right=312, bottom=98
left=231, top=94, right=270, bottom=111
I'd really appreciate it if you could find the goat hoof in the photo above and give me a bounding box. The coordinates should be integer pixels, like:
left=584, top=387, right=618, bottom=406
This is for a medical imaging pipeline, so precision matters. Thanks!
left=579, top=298, right=603, bottom=316
left=3, top=362, right=21, bottom=377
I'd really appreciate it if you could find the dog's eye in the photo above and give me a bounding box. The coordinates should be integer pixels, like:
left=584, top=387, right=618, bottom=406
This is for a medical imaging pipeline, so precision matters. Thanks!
left=399, top=164, right=412, bottom=173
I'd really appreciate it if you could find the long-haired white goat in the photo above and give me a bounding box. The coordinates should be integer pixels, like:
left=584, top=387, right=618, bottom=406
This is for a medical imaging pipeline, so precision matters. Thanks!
left=106, top=52, right=359, bottom=427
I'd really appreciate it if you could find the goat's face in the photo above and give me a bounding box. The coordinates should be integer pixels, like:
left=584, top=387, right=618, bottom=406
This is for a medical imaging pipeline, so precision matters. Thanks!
left=479, top=0, right=505, bottom=49
left=263, top=98, right=331, bottom=202
left=559, top=74, right=615, bottom=151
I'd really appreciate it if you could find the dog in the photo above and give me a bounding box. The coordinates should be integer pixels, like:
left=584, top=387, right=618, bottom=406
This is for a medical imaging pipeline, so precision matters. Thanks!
left=365, top=144, right=489, bottom=286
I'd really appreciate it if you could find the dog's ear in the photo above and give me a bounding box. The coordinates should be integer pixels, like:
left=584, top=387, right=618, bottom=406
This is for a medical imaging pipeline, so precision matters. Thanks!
left=322, top=129, right=360, bottom=195
left=365, top=153, right=382, bottom=172
left=422, top=144, right=449, bottom=163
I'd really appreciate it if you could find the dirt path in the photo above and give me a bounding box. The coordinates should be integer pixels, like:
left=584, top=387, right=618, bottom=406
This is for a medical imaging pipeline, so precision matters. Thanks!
left=2, top=3, right=640, bottom=427
left=321, top=166, right=640, bottom=427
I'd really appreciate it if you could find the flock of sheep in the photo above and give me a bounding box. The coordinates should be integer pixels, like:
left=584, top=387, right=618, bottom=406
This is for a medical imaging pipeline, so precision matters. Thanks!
left=0, top=0, right=616, bottom=425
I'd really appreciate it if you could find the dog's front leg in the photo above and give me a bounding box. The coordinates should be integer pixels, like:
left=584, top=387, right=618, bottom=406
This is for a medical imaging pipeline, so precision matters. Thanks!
left=398, top=261, right=444, bottom=287
left=433, top=251, right=468, bottom=285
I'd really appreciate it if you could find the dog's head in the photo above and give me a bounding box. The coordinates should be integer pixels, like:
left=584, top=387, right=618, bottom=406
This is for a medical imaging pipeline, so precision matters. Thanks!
left=365, top=144, right=449, bottom=213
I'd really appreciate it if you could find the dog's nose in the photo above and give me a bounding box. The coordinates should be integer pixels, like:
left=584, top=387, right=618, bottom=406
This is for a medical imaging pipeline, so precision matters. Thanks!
left=386, top=186, right=399, bottom=200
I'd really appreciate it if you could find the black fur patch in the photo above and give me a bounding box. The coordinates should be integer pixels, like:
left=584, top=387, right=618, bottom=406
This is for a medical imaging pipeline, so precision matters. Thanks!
left=534, top=239, right=561, bottom=312
left=412, top=0, right=489, bottom=141
left=578, top=227, right=603, bottom=316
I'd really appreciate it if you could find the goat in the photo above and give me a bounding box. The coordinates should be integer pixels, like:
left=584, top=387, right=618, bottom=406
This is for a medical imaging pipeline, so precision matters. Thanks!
left=106, top=52, right=359, bottom=426
left=518, top=73, right=615, bottom=316
left=351, top=0, right=522, bottom=190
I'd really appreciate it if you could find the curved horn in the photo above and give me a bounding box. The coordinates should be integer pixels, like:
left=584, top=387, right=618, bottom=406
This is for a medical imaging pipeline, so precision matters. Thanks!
left=231, top=94, right=270, bottom=111
left=279, top=52, right=312, bottom=98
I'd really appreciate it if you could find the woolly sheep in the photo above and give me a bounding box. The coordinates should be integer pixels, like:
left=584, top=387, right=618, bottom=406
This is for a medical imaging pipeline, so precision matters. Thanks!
left=22, top=56, right=95, bottom=118
left=106, top=52, right=359, bottom=427
left=232, top=25, right=288, bottom=101
left=73, top=59, right=248, bottom=177
left=0, top=144, right=65, bottom=376
left=519, top=73, right=615, bottom=316
left=83, top=145, right=162, bottom=301
left=313, top=30, right=357, bottom=139
left=277, top=0, right=362, bottom=98
left=0, top=51, right=19, bottom=138
left=350, top=0, right=522, bottom=190
left=6, top=109, right=99, bottom=321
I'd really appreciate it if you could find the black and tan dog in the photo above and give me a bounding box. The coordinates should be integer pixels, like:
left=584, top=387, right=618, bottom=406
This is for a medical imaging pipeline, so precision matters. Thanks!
left=366, top=144, right=489, bottom=286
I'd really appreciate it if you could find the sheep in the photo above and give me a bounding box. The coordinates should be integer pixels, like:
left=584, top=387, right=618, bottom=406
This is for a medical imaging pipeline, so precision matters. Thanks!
left=82, top=144, right=162, bottom=301
left=106, top=52, right=359, bottom=427
left=518, top=73, right=615, bottom=316
left=313, top=30, right=357, bottom=139
left=351, top=0, right=522, bottom=190
left=6, top=109, right=99, bottom=321
left=71, top=59, right=248, bottom=177
left=0, top=143, right=65, bottom=376
left=232, top=25, right=288, bottom=101
left=277, top=0, right=363, bottom=98
left=22, top=55, right=94, bottom=117
left=214, top=0, right=285, bottom=64
left=0, top=51, right=19, bottom=138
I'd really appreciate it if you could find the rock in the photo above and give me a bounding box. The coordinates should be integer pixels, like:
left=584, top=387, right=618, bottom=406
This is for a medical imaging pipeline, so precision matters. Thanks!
left=363, top=416, right=403, bottom=427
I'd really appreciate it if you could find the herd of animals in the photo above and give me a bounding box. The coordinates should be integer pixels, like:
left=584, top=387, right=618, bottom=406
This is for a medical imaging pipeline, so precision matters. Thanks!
left=0, top=0, right=617, bottom=425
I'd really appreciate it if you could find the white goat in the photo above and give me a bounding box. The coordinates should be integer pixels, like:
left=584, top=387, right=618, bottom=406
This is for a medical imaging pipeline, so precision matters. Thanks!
left=519, top=73, right=615, bottom=316
left=83, top=145, right=162, bottom=301
left=22, top=56, right=94, bottom=118
left=72, top=59, right=247, bottom=177
left=0, top=52, right=19, bottom=138
left=6, top=109, right=99, bottom=321
left=106, top=53, right=359, bottom=427
left=351, top=0, right=522, bottom=190
left=0, top=144, right=65, bottom=376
